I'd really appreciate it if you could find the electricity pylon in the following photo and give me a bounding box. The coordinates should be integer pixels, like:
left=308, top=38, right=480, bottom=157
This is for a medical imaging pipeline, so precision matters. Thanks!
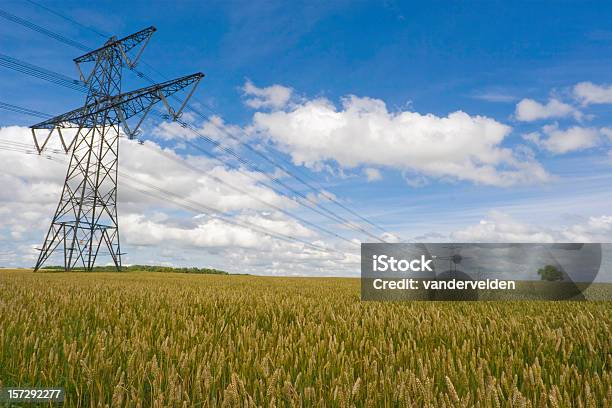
left=31, top=27, right=203, bottom=271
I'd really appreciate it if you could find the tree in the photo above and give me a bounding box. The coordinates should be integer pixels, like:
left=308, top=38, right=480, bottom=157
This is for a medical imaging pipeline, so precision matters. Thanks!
left=537, top=265, right=563, bottom=281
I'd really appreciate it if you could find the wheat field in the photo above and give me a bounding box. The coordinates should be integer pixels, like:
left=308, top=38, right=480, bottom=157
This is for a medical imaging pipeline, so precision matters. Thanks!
left=0, top=269, right=610, bottom=407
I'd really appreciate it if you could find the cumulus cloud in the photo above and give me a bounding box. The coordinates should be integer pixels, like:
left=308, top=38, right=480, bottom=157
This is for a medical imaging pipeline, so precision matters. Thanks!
left=122, top=212, right=314, bottom=250
left=0, top=125, right=359, bottom=274
left=242, top=80, right=293, bottom=110
left=514, top=98, right=581, bottom=122
left=451, top=211, right=612, bottom=243
left=562, top=215, right=612, bottom=242
left=523, top=124, right=600, bottom=154
left=573, top=82, right=612, bottom=106
left=452, top=211, right=555, bottom=242
left=120, top=139, right=293, bottom=213
left=252, top=95, right=549, bottom=187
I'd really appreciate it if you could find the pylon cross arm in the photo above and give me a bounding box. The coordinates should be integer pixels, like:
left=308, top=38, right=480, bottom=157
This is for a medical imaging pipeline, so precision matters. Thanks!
left=74, top=26, right=156, bottom=83
left=30, top=73, right=204, bottom=136
left=74, top=26, right=156, bottom=64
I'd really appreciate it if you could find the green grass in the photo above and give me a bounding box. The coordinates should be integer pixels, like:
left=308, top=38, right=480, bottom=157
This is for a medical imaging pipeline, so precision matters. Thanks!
left=0, top=269, right=610, bottom=407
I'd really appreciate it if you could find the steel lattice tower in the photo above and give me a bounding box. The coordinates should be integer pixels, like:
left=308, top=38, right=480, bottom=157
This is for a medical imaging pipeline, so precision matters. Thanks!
left=31, top=27, right=203, bottom=271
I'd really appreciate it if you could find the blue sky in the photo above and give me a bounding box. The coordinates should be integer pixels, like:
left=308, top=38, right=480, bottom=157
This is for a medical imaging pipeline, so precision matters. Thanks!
left=2, top=1, right=611, bottom=119
left=1, top=1, right=612, bottom=276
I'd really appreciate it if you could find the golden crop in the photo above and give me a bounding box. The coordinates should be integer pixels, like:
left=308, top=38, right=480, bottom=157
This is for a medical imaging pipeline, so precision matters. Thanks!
left=0, top=270, right=610, bottom=407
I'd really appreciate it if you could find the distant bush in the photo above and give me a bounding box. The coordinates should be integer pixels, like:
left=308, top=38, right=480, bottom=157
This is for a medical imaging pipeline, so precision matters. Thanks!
left=41, top=264, right=228, bottom=275
left=537, top=264, right=563, bottom=281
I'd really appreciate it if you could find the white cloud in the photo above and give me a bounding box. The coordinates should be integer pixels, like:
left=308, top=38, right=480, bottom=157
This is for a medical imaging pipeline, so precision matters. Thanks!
left=122, top=212, right=314, bottom=250
left=528, top=124, right=601, bottom=154
left=452, top=211, right=555, bottom=242
left=451, top=211, right=612, bottom=243
left=562, top=215, right=612, bottom=242
left=242, top=80, right=293, bottom=110
left=521, top=131, right=541, bottom=144
left=514, top=98, right=580, bottom=122
left=573, top=82, right=612, bottom=106
left=120, top=139, right=293, bottom=213
left=0, top=125, right=360, bottom=274
left=364, top=167, right=382, bottom=182
left=252, top=95, right=549, bottom=187
left=119, top=212, right=358, bottom=276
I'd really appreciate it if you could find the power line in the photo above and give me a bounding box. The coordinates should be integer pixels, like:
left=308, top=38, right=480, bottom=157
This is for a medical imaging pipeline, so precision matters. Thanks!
left=0, top=142, right=348, bottom=257
left=140, top=62, right=393, bottom=237
left=98, top=59, right=387, bottom=241
left=161, top=114, right=387, bottom=242
left=0, top=137, right=65, bottom=155
left=0, top=54, right=88, bottom=93
left=0, top=108, right=358, bottom=248
left=137, top=64, right=392, bottom=240
left=0, top=101, right=52, bottom=119
left=121, top=175, right=346, bottom=256
left=24, top=0, right=110, bottom=39
left=0, top=141, right=332, bottom=254
left=0, top=8, right=90, bottom=52
left=0, top=58, right=368, bottom=242
left=1, top=9, right=392, bottom=243
left=0, top=73, right=361, bottom=245
left=2, top=5, right=393, bottom=240
left=0, top=106, right=356, bottom=246
left=134, top=140, right=358, bottom=246
left=193, top=104, right=392, bottom=235
left=0, top=15, right=360, bottom=266
left=0, top=52, right=376, bottom=243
